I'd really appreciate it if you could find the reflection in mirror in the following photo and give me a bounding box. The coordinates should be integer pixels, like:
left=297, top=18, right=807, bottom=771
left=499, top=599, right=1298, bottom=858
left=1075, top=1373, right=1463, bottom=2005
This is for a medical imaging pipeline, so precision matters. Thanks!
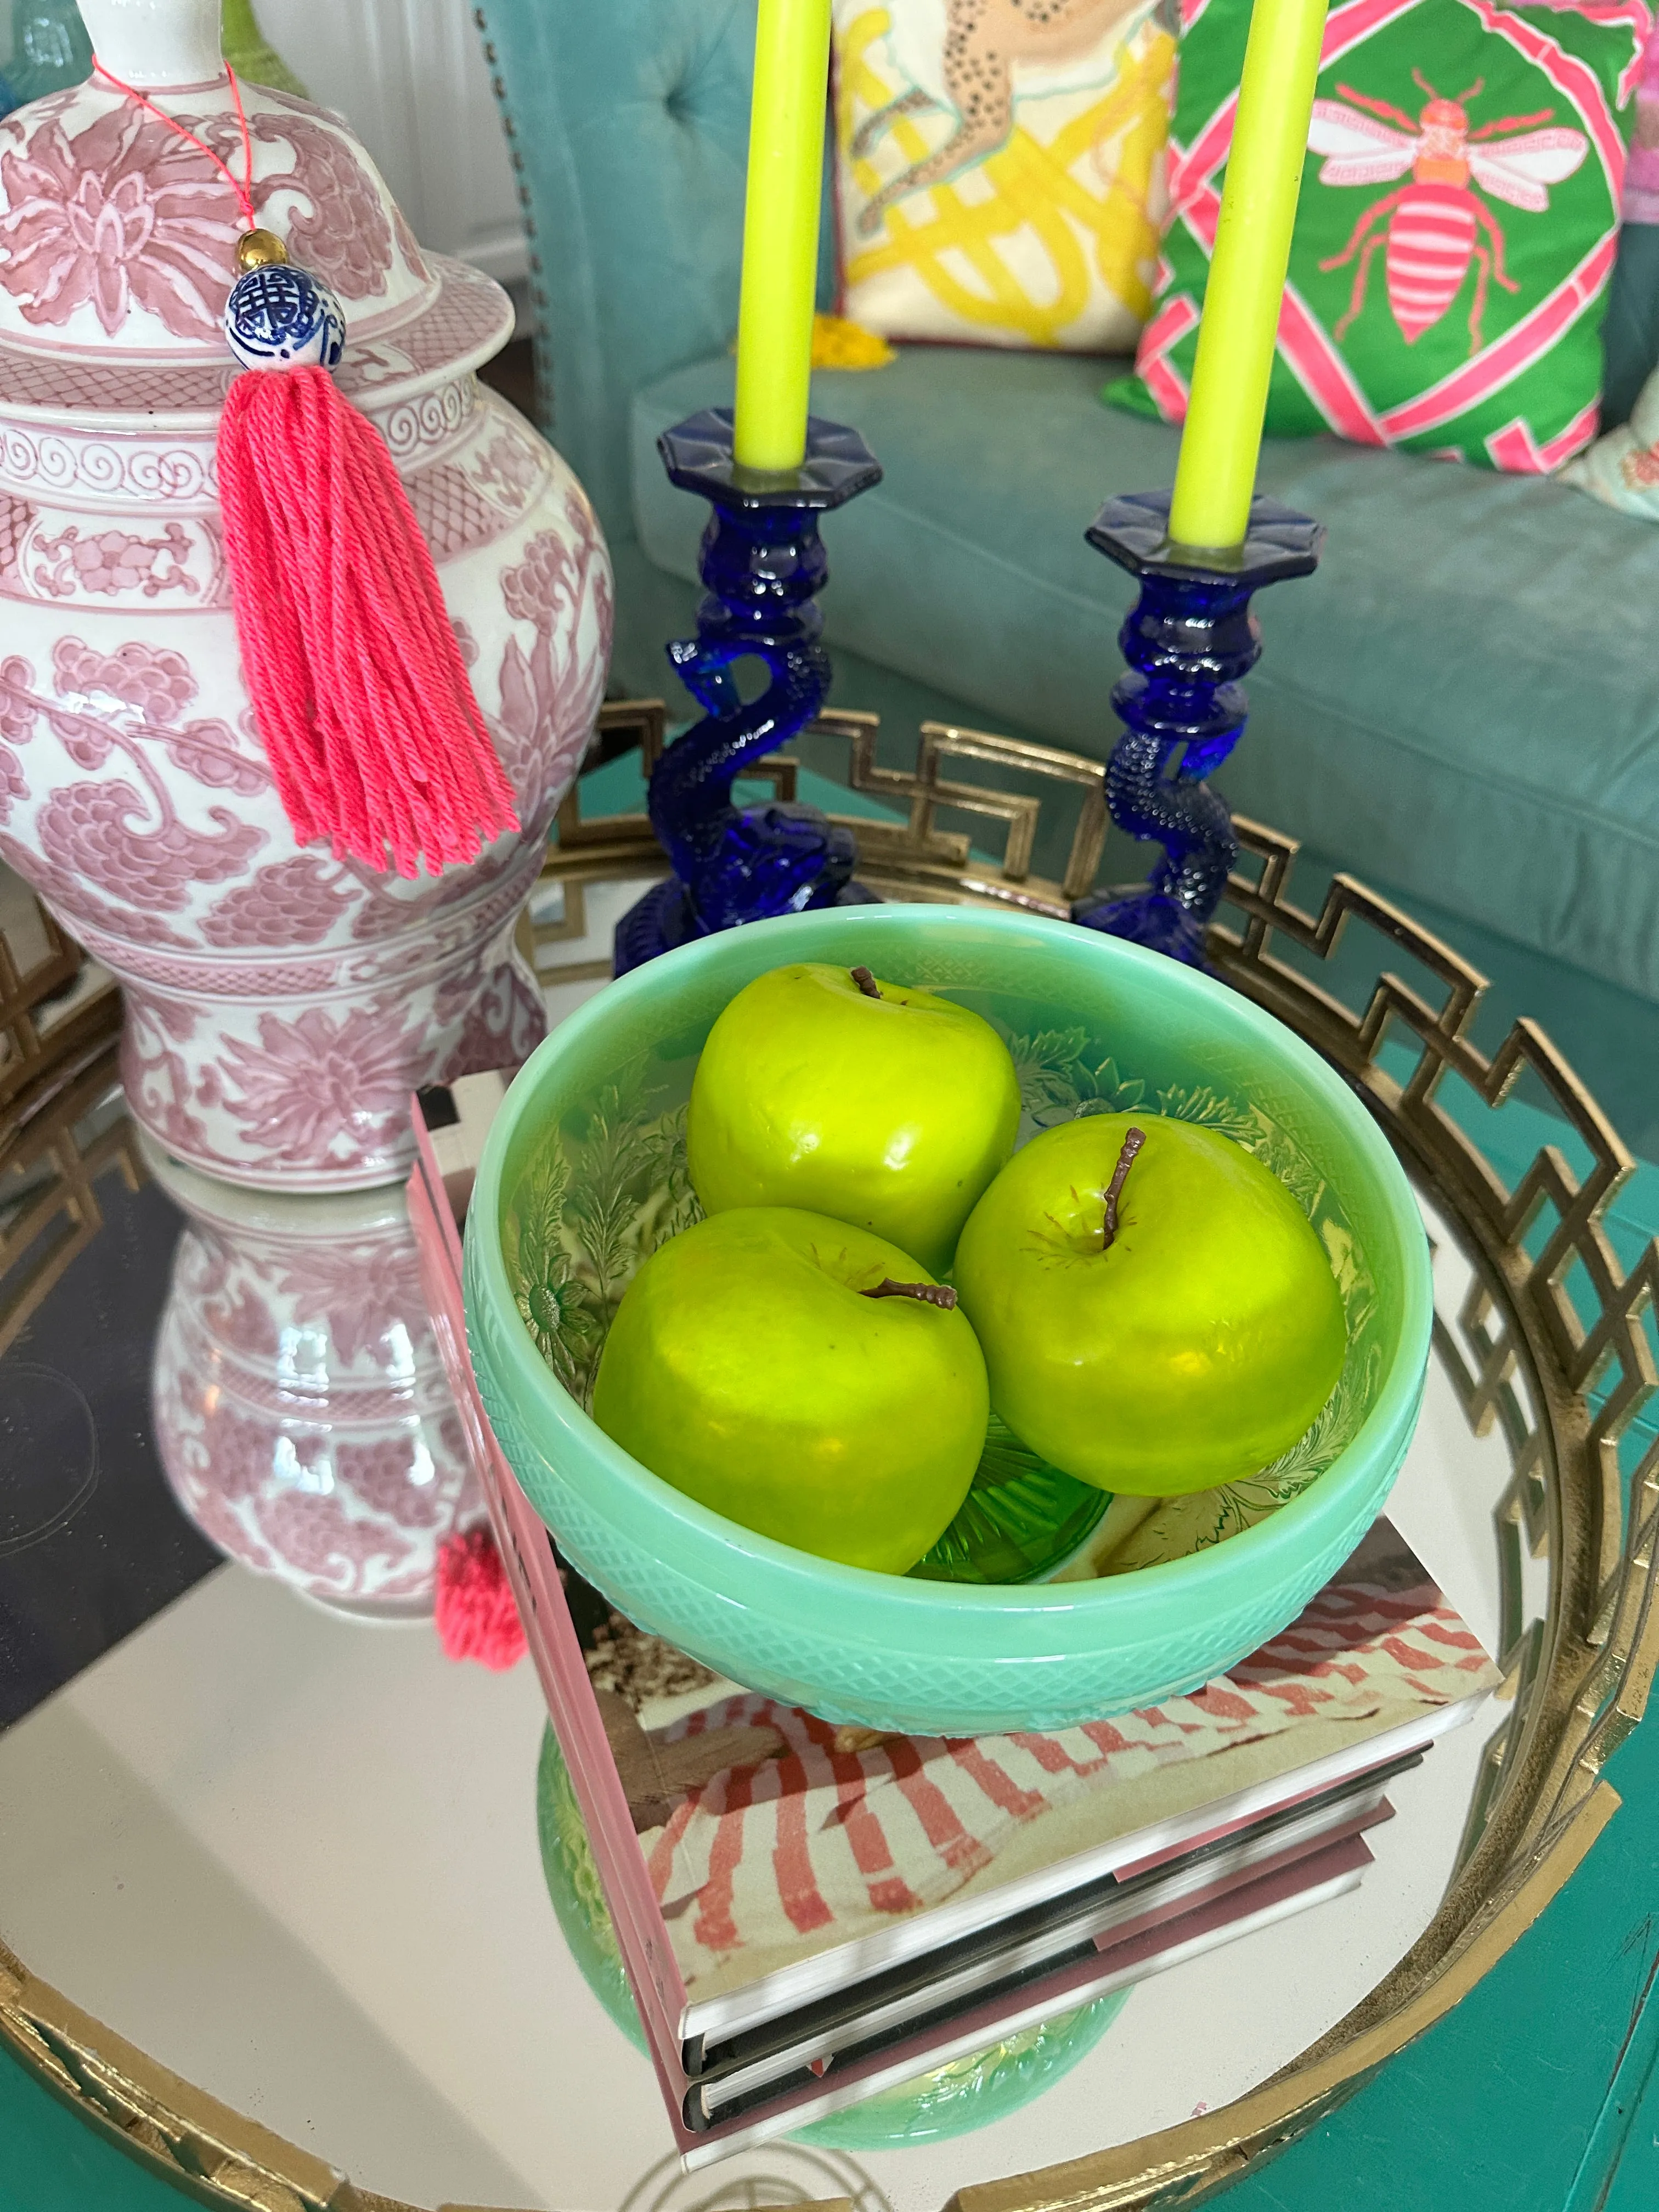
left=0, top=727, right=1653, bottom=2212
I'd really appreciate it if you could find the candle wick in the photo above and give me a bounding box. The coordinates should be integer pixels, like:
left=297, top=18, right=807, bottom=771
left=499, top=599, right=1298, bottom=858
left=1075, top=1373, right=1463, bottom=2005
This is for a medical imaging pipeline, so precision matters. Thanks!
left=1101, top=1127, right=1146, bottom=1252
left=861, top=1278, right=957, bottom=1308
left=850, top=966, right=882, bottom=999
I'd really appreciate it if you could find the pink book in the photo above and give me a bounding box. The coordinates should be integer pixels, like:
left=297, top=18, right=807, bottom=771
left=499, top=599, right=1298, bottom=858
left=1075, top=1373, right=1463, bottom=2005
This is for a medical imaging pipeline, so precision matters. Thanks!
left=408, top=1079, right=1497, bottom=2159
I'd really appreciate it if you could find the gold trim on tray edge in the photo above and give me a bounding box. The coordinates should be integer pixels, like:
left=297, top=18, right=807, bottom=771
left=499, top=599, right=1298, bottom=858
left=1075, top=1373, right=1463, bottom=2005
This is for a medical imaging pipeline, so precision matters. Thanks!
left=1, top=698, right=1655, bottom=2212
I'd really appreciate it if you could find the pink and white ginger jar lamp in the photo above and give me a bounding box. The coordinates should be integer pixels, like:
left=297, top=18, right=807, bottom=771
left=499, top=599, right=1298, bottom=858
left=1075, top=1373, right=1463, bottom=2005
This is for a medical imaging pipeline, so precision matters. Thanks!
left=0, top=0, right=612, bottom=1191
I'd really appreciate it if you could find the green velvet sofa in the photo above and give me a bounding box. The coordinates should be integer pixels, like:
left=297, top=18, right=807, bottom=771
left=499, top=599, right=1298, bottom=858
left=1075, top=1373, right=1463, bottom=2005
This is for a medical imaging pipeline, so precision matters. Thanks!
left=475, top=0, right=1659, bottom=1155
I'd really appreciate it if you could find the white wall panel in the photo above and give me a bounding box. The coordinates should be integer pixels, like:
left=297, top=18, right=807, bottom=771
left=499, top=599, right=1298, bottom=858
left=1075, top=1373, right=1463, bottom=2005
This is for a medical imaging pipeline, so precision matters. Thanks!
left=257, top=0, right=527, bottom=286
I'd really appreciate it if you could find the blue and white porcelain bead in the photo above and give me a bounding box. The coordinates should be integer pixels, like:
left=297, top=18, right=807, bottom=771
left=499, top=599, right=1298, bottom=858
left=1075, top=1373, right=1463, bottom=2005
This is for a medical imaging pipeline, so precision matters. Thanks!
left=224, top=260, right=347, bottom=373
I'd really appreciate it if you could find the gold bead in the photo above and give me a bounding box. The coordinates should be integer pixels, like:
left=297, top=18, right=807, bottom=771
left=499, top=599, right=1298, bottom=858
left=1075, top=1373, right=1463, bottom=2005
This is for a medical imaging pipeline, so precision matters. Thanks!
left=236, top=228, right=288, bottom=273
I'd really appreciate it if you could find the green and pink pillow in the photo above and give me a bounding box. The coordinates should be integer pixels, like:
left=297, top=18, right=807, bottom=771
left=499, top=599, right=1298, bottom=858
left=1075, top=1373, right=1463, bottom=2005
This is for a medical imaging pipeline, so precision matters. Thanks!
left=1116, top=0, right=1651, bottom=470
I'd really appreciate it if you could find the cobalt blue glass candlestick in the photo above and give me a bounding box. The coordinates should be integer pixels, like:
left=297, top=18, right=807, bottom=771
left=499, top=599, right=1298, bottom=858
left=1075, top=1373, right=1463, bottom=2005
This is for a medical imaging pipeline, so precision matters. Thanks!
left=613, top=409, right=883, bottom=975
left=1072, top=490, right=1323, bottom=968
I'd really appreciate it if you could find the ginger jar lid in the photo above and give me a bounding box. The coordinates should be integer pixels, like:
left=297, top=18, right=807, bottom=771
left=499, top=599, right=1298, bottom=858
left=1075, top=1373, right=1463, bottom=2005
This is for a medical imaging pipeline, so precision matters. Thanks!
left=0, top=0, right=511, bottom=422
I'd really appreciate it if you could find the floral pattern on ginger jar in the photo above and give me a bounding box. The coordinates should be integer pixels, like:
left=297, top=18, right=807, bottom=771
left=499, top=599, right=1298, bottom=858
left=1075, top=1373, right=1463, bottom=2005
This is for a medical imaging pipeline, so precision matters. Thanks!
left=0, top=0, right=612, bottom=1192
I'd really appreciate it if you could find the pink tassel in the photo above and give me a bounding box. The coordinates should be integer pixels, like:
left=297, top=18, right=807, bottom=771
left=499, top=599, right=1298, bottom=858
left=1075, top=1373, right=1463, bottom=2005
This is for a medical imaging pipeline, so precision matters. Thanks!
left=434, top=1525, right=527, bottom=1671
left=217, top=364, right=520, bottom=878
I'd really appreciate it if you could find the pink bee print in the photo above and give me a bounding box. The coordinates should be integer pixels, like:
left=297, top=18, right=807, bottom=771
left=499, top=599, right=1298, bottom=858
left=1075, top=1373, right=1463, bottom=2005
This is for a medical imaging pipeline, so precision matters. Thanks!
left=1307, top=71, right=1589, bottom=356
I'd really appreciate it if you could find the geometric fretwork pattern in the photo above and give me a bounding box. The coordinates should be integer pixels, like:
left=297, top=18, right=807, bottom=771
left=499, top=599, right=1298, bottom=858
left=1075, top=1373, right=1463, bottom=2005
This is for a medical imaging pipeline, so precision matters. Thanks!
left=531, top=704, right=1659, bottom=2212
left=3, top=703, right=1656, bottom=2212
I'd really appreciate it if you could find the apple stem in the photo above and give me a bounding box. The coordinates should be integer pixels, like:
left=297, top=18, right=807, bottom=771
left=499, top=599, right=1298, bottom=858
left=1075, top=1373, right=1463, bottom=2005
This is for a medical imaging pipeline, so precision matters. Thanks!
left=861, top=1278, right=958, bottom=1309
left=1101, top=1127, right=1147, bottom=1251
left=850, top=966, right=882, bottom=1000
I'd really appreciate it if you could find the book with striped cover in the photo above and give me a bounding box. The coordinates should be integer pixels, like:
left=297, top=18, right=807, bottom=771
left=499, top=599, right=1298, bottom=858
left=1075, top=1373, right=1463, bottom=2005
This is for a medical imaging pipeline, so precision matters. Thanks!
left=631, top=1517, right=1493, bottom=2036
left=409, top=1075, right=1501, bottom=2158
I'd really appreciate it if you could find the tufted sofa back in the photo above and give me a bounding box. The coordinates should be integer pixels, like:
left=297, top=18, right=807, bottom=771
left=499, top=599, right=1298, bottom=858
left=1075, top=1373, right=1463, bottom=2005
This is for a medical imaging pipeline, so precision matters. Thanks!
left=475, top=0, right=835, bottom=548
left=475, top=0, right=1659, bottom=554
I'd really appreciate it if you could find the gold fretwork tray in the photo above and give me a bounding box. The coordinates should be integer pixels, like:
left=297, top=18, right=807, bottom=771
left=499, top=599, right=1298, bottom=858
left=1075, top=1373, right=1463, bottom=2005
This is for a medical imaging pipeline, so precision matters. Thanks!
left=1, top=700, right=1656, bottom=2212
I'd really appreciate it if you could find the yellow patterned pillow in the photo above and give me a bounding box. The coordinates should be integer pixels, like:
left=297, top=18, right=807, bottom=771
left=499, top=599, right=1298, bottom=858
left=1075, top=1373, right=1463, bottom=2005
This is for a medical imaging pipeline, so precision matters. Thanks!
left=832, top=0, right=1177, bottom=352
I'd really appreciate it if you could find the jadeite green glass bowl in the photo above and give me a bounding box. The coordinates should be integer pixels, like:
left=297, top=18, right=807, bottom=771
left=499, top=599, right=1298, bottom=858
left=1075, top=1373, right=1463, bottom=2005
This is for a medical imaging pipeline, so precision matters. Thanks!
left=464, top=906, right=1432, bottom=1736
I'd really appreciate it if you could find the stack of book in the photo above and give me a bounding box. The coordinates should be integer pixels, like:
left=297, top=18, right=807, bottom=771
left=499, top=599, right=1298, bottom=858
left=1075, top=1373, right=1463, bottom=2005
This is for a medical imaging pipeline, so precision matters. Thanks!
left=409, top=1076, right=1499, bottom=2161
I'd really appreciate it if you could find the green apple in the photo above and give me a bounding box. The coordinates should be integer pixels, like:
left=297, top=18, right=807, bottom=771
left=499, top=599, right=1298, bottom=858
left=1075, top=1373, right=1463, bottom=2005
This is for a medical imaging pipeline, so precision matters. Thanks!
left=686, top=962, right=1021, bottom=1274
left=590, top=1206, right=988, bottom=1573
left=953, top=1113, right=1346, bottom=1496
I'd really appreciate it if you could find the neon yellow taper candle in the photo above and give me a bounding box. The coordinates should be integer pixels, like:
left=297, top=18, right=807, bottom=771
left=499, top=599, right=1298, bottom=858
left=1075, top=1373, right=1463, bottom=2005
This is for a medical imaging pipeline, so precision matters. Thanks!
left=732, top=0, right=832, bottom=473
left=1167, top=0, right=1329, bottom=550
